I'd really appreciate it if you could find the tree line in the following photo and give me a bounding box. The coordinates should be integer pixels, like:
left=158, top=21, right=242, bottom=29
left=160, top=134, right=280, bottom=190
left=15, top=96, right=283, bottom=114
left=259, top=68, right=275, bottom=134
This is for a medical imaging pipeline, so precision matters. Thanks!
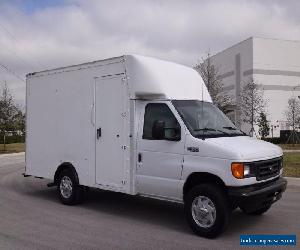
left=195, top=51, right=297, bottom=140
left=0, top=83, right=25, bottom=150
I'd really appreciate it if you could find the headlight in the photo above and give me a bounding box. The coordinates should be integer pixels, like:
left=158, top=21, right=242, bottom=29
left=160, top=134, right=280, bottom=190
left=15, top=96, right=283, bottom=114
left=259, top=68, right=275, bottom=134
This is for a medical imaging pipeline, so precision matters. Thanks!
left=243, top=164, right=251, bottom=176
left=279, top=158, right=283, bottom=169
left=231, top=163, right=254, bottom=179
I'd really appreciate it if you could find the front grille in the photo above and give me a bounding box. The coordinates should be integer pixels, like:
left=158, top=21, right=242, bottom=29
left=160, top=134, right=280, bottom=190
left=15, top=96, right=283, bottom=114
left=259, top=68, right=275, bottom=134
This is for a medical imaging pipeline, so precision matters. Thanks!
left=254, top=157, right=281, bottom=181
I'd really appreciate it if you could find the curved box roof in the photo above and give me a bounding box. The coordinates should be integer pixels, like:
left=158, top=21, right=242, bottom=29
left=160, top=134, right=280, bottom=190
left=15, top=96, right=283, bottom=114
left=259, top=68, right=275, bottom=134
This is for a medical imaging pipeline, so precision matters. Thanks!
left=26, top=54, right=211, bottom=102
left=125, top=55, right=211, bottom=101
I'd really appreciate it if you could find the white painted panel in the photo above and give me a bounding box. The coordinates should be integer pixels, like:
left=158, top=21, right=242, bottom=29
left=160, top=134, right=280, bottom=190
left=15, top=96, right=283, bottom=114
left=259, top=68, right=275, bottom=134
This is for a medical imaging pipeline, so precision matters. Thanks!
left=25, top=58, right=126, bottom=186
left=136, top=101, right=185, bottom=200
left=95, top=75, right=130, bottom=191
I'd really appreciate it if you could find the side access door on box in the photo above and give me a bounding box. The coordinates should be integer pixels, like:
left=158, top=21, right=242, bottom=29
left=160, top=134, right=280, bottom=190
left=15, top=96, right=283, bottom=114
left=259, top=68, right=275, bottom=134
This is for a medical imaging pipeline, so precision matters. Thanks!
left=95, top=74, right=131, bottom=193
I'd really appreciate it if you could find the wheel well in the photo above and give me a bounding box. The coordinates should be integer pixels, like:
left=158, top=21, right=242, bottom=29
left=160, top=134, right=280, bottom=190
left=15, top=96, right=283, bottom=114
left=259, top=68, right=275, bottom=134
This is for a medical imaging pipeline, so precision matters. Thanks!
left=54, top=162, right=79, bottom=185
left=183, top=172, right=226, bottom=200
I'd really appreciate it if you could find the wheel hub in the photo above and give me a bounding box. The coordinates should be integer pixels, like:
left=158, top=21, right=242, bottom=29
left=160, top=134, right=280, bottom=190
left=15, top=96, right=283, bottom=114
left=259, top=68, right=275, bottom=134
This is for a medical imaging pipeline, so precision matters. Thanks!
left=191, top=195, right=216, bottom=228
left=60, top=176, right=73, bottom=199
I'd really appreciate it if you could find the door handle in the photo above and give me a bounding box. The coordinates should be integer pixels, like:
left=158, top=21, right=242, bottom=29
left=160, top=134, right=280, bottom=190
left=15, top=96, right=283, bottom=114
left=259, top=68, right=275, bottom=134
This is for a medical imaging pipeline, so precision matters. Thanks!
left=97, top=128, right=101, bottom=139
left=138, top=153, right=142, bottom=163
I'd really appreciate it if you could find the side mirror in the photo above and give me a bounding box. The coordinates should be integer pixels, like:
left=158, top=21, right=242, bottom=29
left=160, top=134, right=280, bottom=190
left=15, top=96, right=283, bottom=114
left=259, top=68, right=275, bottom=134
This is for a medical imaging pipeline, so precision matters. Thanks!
left=165, top=127, right=181, bottom=141
left=152, top=120, right=181, bottom=141
left=152, top=120, right=165, bottom=140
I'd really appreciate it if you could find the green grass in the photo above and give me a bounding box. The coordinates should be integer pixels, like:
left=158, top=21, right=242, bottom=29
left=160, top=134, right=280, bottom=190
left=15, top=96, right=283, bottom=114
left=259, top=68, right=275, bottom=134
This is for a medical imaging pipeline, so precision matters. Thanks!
left=279, top=144, right=300, bottom=150
left=283, top=152, right=300, bottom=177
left=0, top=143, right=25, bottom=154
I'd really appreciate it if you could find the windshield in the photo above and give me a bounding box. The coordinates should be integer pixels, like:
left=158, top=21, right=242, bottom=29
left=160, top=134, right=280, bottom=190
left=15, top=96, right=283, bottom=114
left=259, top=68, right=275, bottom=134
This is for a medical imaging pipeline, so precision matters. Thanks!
left=172, top=100, right=245, bottom=138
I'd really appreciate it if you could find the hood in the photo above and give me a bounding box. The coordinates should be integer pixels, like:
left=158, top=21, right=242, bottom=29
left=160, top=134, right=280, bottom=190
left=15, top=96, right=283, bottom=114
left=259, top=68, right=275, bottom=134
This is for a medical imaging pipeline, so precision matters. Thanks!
left=207, top=136, right=282, bottom=161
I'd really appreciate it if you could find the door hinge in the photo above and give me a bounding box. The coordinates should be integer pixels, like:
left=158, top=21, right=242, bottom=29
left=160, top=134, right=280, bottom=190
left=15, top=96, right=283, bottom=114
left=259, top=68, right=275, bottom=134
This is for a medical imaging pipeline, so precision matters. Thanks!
left=121, top=145, right=127, bottom=150
left=121, top=180, right=126, bottom=185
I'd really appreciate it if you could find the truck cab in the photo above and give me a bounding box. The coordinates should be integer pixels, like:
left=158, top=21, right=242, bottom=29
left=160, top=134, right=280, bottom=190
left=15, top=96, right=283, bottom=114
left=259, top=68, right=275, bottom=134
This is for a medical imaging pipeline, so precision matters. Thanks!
left=134, top=98, right=286, bottom=237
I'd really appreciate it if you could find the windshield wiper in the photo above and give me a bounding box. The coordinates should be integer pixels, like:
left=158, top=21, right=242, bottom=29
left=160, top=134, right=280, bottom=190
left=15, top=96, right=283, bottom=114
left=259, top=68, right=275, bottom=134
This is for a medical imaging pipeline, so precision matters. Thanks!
left=194, top=127, right=230, bottom=135
left=194, top=127, right=215, bottom=132
left=222, top=126, right=237, bottom=130
left=223, top=126, right=247, bottom=135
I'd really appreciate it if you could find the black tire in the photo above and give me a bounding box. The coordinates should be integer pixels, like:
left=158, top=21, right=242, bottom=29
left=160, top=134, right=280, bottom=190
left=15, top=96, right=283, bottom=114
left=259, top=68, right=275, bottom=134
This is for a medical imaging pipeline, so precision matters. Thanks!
left=184, top=184, right=230, bottom=238
left=240, top=205, right=271, bottom=215
left=57, top=169, right=84, bottom=205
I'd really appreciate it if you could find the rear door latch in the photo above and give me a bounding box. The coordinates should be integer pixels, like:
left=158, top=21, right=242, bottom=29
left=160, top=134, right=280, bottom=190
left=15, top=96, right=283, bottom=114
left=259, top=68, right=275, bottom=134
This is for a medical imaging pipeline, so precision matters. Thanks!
left=97, top=128, right=101, bottom=139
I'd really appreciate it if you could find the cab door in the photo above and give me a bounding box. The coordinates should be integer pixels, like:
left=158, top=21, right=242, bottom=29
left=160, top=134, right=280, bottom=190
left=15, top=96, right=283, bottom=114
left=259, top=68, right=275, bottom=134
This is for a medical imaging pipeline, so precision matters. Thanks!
left=136, top=101, right=185, bottom=200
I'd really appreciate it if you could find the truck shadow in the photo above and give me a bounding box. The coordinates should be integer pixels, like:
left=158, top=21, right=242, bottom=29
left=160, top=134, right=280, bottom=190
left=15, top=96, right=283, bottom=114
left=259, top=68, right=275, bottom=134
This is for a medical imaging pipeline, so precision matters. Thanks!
left=28, top=186, right=265, bottom=237
left=83, top=188, right=263, bottom=236
left=84, top=188, right=189, bottom=234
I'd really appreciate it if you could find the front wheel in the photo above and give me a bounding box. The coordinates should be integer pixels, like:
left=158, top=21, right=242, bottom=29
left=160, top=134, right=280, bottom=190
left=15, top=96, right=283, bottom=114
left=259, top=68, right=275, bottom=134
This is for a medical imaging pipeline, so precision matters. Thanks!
left=57, top=169, right=84, bottom=205
left=184, top=184, right=230, bottom=238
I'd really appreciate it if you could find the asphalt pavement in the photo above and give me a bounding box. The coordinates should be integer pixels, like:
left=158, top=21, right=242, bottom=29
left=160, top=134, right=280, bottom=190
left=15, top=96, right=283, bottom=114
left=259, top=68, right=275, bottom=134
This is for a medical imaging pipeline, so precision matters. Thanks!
left=0, top=153, right=299, bottom=250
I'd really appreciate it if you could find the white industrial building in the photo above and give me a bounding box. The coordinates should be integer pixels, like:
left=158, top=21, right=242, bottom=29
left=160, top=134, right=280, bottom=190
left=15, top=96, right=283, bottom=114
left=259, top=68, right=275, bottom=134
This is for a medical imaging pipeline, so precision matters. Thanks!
left=210, top=37, right=300, bottom=137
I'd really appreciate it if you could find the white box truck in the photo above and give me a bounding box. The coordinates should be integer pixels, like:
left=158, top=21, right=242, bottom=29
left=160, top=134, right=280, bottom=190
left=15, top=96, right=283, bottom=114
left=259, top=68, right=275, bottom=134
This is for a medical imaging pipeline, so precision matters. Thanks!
left=25, top=55, right=287, bottom=238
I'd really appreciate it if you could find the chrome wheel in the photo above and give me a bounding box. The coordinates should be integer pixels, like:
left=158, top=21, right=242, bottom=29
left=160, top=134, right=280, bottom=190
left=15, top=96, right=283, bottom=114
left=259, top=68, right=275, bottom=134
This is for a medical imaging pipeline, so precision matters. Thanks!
left=191, top=195, right=216, bottom=228
left=60, top=176, right=73, bottom=199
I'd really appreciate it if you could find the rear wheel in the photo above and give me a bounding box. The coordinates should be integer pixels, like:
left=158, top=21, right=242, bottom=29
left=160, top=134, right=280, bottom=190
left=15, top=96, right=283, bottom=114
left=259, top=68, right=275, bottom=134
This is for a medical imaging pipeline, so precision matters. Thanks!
left=184, top=184, right=230, bottom=238
left=57, top=169, right=84, bottom=205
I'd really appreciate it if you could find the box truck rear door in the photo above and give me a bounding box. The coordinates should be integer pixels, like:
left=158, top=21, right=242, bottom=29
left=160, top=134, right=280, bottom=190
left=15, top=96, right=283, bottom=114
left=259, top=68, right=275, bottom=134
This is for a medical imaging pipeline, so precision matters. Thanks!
left=95, top=74, right=129, bottom=192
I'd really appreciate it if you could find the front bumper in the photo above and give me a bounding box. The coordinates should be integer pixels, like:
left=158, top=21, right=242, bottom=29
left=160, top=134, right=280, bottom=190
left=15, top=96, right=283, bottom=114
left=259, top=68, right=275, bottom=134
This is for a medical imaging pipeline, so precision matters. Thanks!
left=227, top=177, right=287, bottom=212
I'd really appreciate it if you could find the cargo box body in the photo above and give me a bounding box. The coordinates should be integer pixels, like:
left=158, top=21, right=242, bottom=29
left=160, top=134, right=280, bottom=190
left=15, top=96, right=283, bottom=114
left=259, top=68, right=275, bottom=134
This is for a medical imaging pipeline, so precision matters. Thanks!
left=25, top=55, right=208, bottom=195
left=26, top=56, right=134, bottom=193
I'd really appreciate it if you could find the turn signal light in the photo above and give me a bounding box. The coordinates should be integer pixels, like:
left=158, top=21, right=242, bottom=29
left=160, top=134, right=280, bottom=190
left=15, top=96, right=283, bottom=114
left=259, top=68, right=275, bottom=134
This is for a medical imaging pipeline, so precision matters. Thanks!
left=231, top=163, right=244, bottom=179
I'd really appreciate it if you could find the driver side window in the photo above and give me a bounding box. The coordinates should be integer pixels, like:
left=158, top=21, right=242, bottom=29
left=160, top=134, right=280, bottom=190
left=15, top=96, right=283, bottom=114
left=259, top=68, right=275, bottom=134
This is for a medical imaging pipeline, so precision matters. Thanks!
left=143, top=103, right=180, bottom=140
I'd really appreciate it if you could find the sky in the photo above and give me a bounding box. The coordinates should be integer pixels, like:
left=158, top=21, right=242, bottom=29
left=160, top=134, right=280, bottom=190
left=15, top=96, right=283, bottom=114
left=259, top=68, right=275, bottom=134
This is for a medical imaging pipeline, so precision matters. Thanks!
left=1, top=0, right=300, bottom=105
